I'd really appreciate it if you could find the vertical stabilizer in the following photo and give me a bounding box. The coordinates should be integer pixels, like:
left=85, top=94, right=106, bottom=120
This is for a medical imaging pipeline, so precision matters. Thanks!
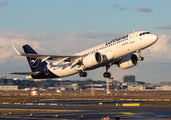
left=23, top=44, right=47, bottom=71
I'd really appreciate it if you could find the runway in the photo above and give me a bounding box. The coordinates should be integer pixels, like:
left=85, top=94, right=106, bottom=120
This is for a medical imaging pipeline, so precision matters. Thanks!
left=0, top=100, right=171, bottom=119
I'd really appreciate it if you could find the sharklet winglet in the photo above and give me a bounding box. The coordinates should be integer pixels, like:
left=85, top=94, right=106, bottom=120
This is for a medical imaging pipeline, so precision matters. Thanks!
left=12, top=45, right=24, bottom=56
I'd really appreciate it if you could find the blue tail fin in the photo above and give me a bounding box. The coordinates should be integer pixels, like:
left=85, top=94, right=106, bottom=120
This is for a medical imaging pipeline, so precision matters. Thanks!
left=23, top=44, right=47, bottom=71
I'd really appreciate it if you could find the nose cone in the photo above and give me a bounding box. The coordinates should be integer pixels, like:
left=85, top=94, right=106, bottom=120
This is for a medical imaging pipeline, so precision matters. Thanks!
left=151, top=34, right=158, bottom=43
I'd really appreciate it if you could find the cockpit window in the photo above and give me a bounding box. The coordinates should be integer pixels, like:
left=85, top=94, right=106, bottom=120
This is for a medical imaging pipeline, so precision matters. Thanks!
left=139, top=32, right=151, bottom=36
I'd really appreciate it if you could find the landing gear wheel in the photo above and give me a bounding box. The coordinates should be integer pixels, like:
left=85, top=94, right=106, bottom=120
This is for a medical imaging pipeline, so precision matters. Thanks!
left=79, top=72, right=84, bottom=77
left=103, top=72, right=111, bottom=78
left=84, top=72, right=87, bottom=77
left=79, top=72, right=87, bottom=77
left=137, top=50, right=144, bottom=61
left=139, top=57, right=144, bottom=61
left=103, top=65, right=111, bottom=78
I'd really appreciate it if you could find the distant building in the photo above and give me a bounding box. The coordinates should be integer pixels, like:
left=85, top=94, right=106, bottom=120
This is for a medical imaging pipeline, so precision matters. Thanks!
left=0, top=85, right=18, bottom=90
left=128, top=85, right=146, bottom=91
left=0, top=75, right=6, bottom=79
left=156, top=85, right=171, bottom=91
left=122, top=75, right=135, bottom=83
left=112, top=80, right=121, bottom=86
left=135, top=81, right=145, bottom=85
left=0, top=79, right=14, bottom=85
left=160, top=82, right=171, bottom=86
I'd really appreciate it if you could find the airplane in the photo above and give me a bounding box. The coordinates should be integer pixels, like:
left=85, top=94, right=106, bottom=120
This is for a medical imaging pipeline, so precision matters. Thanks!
left=10, top=31, right=158, bottom=79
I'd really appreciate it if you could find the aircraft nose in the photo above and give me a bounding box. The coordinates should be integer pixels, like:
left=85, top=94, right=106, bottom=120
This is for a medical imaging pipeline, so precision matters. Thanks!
left=151, top=34, right=158, bottom=43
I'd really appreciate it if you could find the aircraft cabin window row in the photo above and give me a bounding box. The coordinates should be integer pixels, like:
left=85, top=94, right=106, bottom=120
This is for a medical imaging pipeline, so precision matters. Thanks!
left=106, top=34, right=128, bottom=45
left=83, top=36, right=129, bottom=56
left=139, top=32, right=150, bottom=36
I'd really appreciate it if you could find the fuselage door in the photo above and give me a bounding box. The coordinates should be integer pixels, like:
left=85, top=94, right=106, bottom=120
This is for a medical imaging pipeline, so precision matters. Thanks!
left=139, top=33, right=143, bottom=45
left=129, top=33, right=134, bottom=44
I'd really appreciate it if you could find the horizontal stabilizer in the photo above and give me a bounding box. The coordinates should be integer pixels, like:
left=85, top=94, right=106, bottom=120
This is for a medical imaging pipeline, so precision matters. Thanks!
left=10, top=72, right=39, bottom=75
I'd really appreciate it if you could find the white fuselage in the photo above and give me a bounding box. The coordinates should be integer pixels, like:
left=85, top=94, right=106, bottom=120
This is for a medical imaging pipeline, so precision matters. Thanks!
left=47, top=31, right=157, bottom=77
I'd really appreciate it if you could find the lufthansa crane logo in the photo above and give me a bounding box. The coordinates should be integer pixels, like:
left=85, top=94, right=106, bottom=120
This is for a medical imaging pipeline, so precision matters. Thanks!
left=30, top=58, right=39, bottom=68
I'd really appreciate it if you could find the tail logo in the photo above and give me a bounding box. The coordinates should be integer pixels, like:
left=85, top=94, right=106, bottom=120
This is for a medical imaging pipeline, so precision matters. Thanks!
left=30, top=58, right=39, bottom=68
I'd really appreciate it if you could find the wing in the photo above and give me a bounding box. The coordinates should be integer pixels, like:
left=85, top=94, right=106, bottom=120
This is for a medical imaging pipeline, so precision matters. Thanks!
left=12, top=45, right=83, bottom=65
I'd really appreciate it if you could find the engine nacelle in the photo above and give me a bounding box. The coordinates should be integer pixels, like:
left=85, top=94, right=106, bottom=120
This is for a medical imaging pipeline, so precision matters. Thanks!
left=118, top=54, right=138, bottom=69
left=82, top=52, right=103, bottom=68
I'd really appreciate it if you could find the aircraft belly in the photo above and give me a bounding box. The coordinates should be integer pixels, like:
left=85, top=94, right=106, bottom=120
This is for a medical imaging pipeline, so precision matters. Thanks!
left=56, top=68, right=78, bottom=77
left=48, top=64, right=78, bottom=77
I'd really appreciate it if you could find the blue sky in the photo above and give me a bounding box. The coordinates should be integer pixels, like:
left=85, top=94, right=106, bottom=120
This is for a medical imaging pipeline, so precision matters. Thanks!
left=1, top=0, right=171, bottom=32
left=0, top=0, right=171, bottom=83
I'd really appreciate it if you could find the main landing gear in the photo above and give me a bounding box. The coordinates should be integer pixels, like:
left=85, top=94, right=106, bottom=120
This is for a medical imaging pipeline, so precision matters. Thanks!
left=137, top=50, right=144, bottom=61
left=79, top=71, right=87, bottom=77
left=103, top=65, right=111, bottom=78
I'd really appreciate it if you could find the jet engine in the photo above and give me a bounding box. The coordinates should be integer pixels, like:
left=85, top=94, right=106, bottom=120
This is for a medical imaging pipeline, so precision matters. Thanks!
left=118, top=54, right=138, bottom=69
left=82, top=52, right=103, bottom=68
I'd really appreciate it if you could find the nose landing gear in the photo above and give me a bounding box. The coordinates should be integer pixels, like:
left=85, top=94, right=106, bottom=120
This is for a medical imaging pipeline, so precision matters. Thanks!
left=137, top=50, right=144, bottom=61
left=139, top=56, right=144, bottom=61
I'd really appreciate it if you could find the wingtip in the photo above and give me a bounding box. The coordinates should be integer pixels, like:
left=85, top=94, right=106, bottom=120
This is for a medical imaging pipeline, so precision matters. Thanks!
left=12, top=45, right=23, bottom=56
left=9, top=72, right=15, bottom=74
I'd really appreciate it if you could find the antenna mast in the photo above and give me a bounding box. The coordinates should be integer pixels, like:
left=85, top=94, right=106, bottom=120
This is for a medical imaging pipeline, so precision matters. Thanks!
left=165, top=73, right=171, bottom=82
